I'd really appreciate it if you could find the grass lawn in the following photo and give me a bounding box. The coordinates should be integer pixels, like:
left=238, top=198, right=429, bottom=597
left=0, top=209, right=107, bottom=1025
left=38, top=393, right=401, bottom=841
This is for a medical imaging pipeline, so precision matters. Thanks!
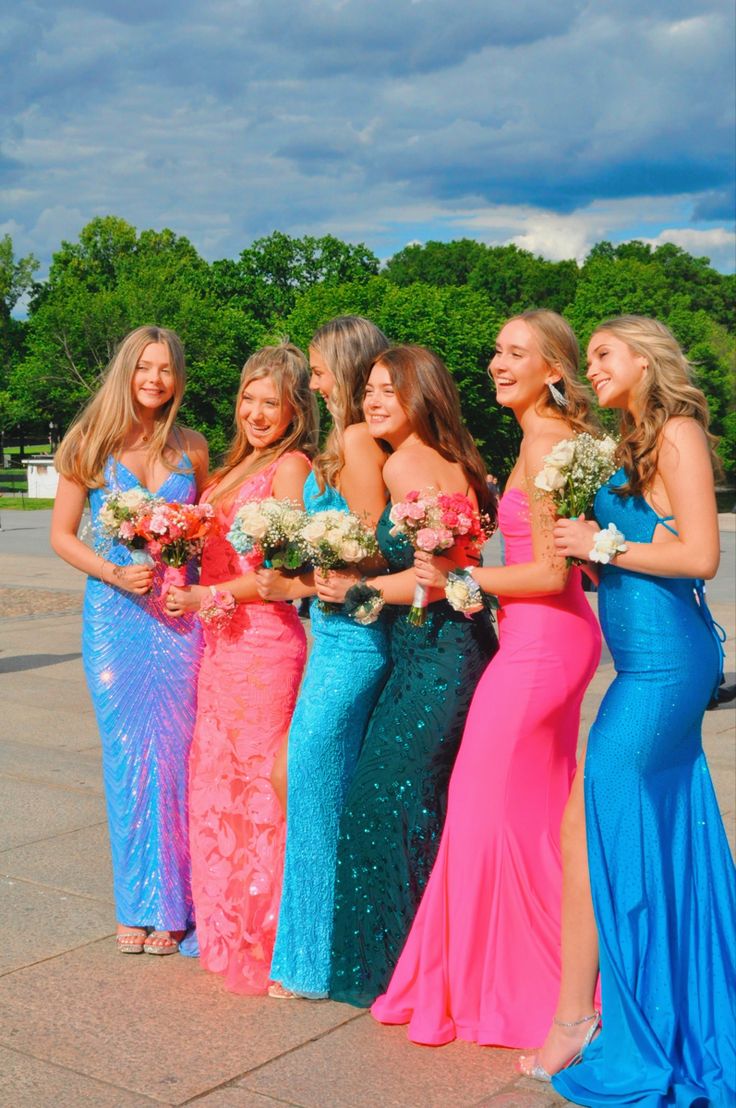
left=0, top=497, right=56, bottom=510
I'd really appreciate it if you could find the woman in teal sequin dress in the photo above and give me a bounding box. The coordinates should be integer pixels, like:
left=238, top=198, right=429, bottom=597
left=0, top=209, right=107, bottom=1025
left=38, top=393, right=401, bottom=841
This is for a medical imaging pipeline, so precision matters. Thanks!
left=262, top=317, right=392, bottom=999
left=524, top=316, right=735, bottom=1104
left=317, top=345, right=498, bottom=1007
left=51, top=326, right=209, bottom=955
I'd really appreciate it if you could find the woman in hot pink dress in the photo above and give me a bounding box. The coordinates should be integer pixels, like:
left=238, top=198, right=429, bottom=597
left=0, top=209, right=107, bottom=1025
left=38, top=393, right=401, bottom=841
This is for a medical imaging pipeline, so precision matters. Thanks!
left=167, top=342, right=318, bottom=993
left=372, top=310, right=602, bottom=1047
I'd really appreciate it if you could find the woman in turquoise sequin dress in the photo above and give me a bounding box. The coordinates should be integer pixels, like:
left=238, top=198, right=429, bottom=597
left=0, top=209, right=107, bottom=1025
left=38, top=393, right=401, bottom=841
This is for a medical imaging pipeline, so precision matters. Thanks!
left=263, top=317, right=392, bottom=999
left=318, top=345, right=498, bottom=1007
left=523, top=316, right=735, bottom=1104
left=51, top=326, right=208, bottom=955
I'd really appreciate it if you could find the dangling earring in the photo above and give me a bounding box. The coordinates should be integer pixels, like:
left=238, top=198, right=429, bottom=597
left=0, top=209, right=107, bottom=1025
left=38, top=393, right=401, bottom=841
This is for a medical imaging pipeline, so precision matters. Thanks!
left=548, top=380, right=568, bottom=408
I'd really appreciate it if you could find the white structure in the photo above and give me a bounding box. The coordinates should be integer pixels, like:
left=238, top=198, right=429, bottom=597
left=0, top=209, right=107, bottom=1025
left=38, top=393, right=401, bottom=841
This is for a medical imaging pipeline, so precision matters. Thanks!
left=22, top=456, right=60, bottom=498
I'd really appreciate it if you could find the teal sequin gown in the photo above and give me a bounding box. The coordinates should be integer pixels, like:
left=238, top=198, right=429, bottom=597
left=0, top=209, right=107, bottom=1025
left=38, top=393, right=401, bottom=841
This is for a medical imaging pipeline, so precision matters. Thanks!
left=554, top=470, right=735, bottom=1106
left=269, top=474, right=391, bottom=997
left=328, top=506, right=498, bottom=1007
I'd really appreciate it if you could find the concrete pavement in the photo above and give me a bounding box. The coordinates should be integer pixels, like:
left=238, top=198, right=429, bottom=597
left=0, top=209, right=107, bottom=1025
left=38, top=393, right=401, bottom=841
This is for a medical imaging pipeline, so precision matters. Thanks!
left=0, top=511, right=733, bottom=1107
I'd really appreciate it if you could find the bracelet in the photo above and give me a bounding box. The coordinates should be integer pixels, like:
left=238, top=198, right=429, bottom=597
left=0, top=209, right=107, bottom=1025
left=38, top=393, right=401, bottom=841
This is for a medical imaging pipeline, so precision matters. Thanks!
left=196, top=585, right=236, bottom=629
left=445, top=567, right=484, bottom=615
left=111, top=564, right=125, bottom=582
left=98, top=554, right=108, bottom=583
left=343, top=582, right=385, bottom=625
left=588, top=523, right=628, bottom=564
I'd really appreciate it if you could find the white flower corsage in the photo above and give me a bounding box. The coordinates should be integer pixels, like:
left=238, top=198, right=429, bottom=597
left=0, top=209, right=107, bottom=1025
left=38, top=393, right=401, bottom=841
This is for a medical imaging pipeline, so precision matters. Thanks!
left=588, top=524, right=628, bottom=564
left=343, top=582, right=385, bottom=626
left=445, top=568, right=485, bottom=616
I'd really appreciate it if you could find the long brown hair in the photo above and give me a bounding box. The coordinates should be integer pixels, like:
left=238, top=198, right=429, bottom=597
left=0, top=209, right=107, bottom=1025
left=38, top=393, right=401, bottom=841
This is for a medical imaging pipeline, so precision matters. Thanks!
left=509, top=309, right=599, bottom=436
left=55, top=325, right=186, bottom=488
left=311, top=315, right=390, bottom=491
left=374, top=345, right=494, bottom=519
left=592, top=315, right=720, bottom=497
left=206, top=342, right=319, bottom=505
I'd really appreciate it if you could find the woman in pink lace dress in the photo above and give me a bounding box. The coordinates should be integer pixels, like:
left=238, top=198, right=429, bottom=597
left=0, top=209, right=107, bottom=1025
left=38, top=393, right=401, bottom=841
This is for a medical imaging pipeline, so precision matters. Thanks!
left=167, top=343, right=318, bottom=993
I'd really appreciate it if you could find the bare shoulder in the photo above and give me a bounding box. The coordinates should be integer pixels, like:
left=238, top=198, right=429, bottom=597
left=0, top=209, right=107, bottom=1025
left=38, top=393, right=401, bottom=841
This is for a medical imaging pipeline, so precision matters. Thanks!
left=660, top=416, right=706, bottom=449
left=383, top=443, right=434, bottom=499
left=180, top=426, right=209, bottom=457
left=276, top=452, right=313, bottom=480
left=523, top=426, right=570, bottom=475
left=343, top=422, right=387, bottom=464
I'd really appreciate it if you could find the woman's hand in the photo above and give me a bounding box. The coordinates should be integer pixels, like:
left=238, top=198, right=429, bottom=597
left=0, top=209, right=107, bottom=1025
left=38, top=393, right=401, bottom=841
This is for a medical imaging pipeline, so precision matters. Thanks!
left=106, top=562, right=154, bottom=595
left=255, top=567, right=293, bottom=602
left=553, top=517, right=600, bottom=562
left=315, top=567, right=361, bottom=604
left=414, top=551, right=454, bottom=589
left=166, top=584, right=208, bottom=616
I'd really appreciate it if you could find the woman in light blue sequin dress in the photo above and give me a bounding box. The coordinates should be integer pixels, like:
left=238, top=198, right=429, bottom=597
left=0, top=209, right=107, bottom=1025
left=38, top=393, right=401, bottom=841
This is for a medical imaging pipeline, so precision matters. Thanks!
left=522, top=316, right=735, bottom=1105
left=51, top=326, right=208, bottom=955
left=262, top=317, right=392, bottom=999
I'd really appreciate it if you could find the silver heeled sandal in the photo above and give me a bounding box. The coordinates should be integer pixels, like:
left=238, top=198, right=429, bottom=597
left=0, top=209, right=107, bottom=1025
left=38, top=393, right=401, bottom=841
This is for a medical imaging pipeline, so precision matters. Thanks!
left=517, top=1009, right=601, bottom=1083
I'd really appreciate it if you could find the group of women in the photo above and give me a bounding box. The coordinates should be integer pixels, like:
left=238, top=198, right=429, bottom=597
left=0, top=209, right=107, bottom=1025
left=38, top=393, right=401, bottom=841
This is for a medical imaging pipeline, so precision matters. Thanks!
left=51, top=307, right=734, bottom=1106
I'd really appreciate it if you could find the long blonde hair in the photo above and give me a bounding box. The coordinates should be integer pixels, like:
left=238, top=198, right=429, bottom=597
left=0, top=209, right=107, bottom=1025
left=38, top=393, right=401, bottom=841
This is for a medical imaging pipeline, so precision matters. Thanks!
left=592, top=314, right=720, bottom=496
left=311, top=315, right=390, bottom=492
left=206, top=342, right=319, bottom=505
left=510, top=310, right=600, bottom=436
left=55, top=325, right=186, bottom=488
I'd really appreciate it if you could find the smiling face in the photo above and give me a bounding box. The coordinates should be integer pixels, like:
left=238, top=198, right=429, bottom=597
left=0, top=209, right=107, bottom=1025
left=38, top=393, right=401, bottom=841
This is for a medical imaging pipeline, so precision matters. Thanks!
left=238, top=374, right=294, bottom=450
left=586, top=331, right=648, bottom=414
left=308, top=346, right=336, bottom=411
left=131, top=342, right=176, bottom=413
left=488, top=319, right=561, bottom=413
left=363, top=362, right=412, bottom=445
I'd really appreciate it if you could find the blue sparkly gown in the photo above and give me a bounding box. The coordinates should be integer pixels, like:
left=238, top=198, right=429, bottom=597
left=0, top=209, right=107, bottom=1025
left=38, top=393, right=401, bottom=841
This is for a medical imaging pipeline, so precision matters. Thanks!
left=328, top=505, right=498, bottom=1007
left=84, top=457, right=202, bottom=931
left=270, top=473, right=391, bottom=997
left=554, top=470, right=735, bottom=1107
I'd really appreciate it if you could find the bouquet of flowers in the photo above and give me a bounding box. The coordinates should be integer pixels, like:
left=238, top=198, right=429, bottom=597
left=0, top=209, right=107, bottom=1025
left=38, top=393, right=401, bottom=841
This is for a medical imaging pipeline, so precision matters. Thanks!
left=389, top=490, right=487, bottom=626
left=227, top=497, right=307, bottom=569
left=534, top=433, right=618, bottom=518
left=300, top=509, right=379, bottom=614
left=98, top=488, right=158, bottom=564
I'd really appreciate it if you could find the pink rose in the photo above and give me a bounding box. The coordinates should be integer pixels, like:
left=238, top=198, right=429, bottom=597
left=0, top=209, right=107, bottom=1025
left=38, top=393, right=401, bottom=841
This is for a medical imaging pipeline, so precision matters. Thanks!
left=405, top=503, right=425, bottom=520
left=416, top=527, right=441, bottom=551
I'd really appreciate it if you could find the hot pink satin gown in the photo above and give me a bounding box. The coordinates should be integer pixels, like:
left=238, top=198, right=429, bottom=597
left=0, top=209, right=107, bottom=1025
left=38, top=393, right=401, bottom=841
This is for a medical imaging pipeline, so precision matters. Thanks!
left=372, top=487, right=601, bottom=1046
left=189, top=456, right=307, bottom=994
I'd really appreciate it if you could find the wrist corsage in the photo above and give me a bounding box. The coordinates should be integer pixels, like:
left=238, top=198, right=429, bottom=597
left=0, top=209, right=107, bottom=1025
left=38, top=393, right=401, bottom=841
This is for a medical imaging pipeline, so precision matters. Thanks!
left=445, top=567, right=485, bottom=616
left=196, top=585, right=236, bottom=629
left=343, top=581, right=385, bottom=626
left=588, top=523, right=627, bottom=564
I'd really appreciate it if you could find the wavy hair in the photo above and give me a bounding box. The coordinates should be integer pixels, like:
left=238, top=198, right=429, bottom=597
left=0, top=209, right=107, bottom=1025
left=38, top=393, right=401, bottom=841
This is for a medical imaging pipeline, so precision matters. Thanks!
left=373, top=345, right=495, bottom=520
left=311, top=315, right=390, bottom=492
left=206, top=342, right=319, bottom=505
left=507, top=309, right=600, bottom=436
left=592, top=315, right=720, bottom=496
left=55, top=326, right=187, bottom=488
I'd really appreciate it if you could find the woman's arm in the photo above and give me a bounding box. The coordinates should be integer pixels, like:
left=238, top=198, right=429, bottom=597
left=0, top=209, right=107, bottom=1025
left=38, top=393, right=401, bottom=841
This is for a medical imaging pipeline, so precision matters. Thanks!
left=50, top=476, right=153, bottom=595
left=554, top=419, right=720, bottom=580
left=338, top=423, right=388, bottom=527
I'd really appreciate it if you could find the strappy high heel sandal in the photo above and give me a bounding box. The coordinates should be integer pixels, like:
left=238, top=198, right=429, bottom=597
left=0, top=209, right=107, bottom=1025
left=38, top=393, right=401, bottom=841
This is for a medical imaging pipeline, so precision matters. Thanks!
left=517, top=1009, right=601, bottom=1083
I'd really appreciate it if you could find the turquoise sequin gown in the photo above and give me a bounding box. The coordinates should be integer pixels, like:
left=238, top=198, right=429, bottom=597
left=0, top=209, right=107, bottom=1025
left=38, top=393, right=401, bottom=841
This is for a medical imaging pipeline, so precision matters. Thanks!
left=84, top=457, right=202, bottom=932
left=270, top=474, right=391, bottom=997
left=554, top=470, right=735, bottom=1106
left=328, top=505, right=498, bottom=1007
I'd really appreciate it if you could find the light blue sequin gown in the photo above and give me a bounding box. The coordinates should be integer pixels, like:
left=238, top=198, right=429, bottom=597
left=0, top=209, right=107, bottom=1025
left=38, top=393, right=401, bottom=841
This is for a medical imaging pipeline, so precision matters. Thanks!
left=270, top=473, right=391, bottom=997
left=84, top=457, right=202, bottom=931
left=554, top=469, right=735, bottom=1107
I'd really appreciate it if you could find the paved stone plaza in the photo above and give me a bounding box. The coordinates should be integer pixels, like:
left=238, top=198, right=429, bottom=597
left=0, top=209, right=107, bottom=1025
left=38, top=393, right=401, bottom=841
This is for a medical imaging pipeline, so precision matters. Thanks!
left=0, top=510, right=733, bottom=1107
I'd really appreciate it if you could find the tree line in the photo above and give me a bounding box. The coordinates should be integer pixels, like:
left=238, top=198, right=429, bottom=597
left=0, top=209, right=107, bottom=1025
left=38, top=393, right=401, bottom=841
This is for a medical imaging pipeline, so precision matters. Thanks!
left=1, top=218, right=733, bottom=477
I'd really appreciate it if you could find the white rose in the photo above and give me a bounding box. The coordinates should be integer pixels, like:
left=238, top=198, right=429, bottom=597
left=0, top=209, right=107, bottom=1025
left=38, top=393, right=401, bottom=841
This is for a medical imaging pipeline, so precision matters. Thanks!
left=548, top=438, right=576, bottom=466
left=535, top=465, right=566, bottom=493
left=302, top=519, right=328, bottom=544
left=338, top=539, right=363, bottom=563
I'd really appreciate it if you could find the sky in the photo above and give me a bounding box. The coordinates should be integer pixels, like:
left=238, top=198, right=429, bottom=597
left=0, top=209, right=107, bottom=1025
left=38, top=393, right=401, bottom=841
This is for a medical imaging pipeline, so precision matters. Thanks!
left=2, top=0, right=734, bottom=279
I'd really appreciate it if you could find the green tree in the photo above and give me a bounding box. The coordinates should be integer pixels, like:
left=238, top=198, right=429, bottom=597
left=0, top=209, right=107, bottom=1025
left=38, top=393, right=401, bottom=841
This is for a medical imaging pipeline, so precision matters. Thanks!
left=383, top=239, right=488, bottom=287
left=0, top=235, right=39, bottom=461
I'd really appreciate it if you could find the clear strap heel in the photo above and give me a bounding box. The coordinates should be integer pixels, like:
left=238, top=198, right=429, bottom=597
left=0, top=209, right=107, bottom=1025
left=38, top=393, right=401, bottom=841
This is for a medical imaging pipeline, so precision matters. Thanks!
left=518, top=1009, right=601, bottom=1083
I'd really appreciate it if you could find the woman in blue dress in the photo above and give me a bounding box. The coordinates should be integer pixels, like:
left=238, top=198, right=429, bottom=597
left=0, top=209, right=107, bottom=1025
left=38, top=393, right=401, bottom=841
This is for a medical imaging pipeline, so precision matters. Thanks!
left=51, top=326, right=208, bottom=956
left=258, top=316, right=393, bottom=999
left=520, top=315, right=735, bottom=1105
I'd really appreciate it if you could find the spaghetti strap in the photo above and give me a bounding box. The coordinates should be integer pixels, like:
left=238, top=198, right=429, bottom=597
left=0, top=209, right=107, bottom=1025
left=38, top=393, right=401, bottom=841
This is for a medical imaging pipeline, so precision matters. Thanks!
left=654, top=514, right=678, bottom=537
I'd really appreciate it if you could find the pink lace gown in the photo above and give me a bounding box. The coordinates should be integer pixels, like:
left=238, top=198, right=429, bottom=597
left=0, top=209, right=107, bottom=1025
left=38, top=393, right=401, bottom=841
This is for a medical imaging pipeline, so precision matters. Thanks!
left=189, top=457, right=307, bottom=994
left=372, top=487, right=602, bottom=1046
